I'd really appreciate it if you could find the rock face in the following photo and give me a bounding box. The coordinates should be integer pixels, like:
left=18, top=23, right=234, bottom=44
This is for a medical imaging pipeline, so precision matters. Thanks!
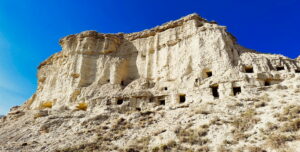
left=24, top=13, right=300, bottom=111
left=1, top=14, right=300, bottom=152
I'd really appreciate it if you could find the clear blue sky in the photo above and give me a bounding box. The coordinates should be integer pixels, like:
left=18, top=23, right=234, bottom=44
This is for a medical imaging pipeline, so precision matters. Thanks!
left=0, top=0, right=299, bottom=114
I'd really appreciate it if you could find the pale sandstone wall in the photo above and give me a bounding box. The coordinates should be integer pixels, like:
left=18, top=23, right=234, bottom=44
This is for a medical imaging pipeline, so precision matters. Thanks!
left=2, top=14, right=300, bottom=152
left=26, top=13, right=300, bottom=111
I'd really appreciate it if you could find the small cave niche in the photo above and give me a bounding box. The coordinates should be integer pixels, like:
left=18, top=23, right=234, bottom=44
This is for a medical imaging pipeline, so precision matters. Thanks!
left=164, top=87, right=168, bottom=91
left=203, top=69, right=213, bottom=78
left=206, top=71, right=213, bottom=77
left=117, top=99, right=124, bottom=105
left=158, top=96, right=166, bottom=105
left=276, top=66, right=285, bottom=71
left=179, top=94, right=186, bottom=103
left=195, top=78, right=199, bottom=83
left=210, top=85, right=219, bottom=98
left=264, top=80, right=271, bottom=86
left=159, top=99, right=165, bottom=105
left=107, top=79, right=110, bottom=83
left=264, top=79, right=282, bottom=86
left=233, top=87, right=242, bottom=96
left=106, top=99, right=111, bottom=105
left=244, top=66, right=254, bottom=73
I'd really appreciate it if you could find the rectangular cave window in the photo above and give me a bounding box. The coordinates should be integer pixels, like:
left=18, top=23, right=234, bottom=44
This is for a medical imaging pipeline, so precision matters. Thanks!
left=179, top=94, right=186, bottom=103
left=233, top=87, right=241, bottom=96
left=117, top=99, right=124, bottom=105
left=159, top=100, right=165, bottom=105
left=121, top=81, right=124, bottom=86
left=206, top=71, right=213, bottom=77
left=245, top=66, right=254, bottom=73
left=276, top=66, right=285, bottom=71
left=211, top=85, right=219, bottom=98
left=295, top=69, right=300, bottom=73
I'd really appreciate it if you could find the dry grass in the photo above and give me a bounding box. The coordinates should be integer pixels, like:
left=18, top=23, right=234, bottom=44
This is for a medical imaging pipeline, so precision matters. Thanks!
left=151, top=140, right=177, bottom=152
left=40, top=101, right=53, bottom=109
left=151, top=140, right=204, bottom=152
left=274, top=105, right=300, bottom=132
left=282, top=105, right=300, bottom=119
left=196, top=146, right=210, bottom=152
left=231, top=109, right=260, bottom=141
left=265, top=122, right=279, bottom=132
left=57, top=116, right=134, bottom=152
left=125, top=136, right=151, bottom=152
left=216, top=145, right=231, bottom=152
left=246, top=146, right=266, bottom=152
left=33, top=112, right=47, bottom=119
left=275, top=105, right=300, bottom=123
left=71, top=73, right=80, bottom=78
left=267, top=134, right=297, bottom=149
left=232, top=109, right=259, bottom=132
left=281, top=118, right=300, bottom=132
left=209, top=116, right=222, bottom=125
left=76, top=103, right=88, bottom=111
left=258, top=93, right=271, bottom=102
left=254, top=101, right=267, bottom=108
left=38, top=77, right=46, bottom=83
left=176, top=126, right=210, bottom=146
left=260, top=105, right=300, bottom=151
left=193, top=106, right=211, bottom=115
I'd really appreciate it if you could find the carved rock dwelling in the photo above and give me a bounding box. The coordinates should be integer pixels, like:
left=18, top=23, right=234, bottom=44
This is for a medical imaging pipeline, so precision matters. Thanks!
left=1, top=14, right=300, bottom=152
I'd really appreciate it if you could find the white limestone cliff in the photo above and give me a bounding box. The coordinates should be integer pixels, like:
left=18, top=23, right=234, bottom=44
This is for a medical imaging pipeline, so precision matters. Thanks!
left=1, top=13, right=300, bottom=152
left=24, top=14, right=300, bottom=112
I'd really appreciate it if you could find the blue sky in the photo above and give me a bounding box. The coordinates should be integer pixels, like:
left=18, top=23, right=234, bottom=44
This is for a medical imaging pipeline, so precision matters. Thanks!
left=0, top=0, right=299, bottom=114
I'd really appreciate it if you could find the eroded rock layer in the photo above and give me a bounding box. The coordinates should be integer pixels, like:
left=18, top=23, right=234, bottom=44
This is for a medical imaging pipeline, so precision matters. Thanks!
left=25, top=14, right=300, bottom=111
left=1, top=13, right=300, bottom=152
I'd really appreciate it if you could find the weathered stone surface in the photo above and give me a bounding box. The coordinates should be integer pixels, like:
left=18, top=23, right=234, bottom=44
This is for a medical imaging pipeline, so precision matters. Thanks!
left=1, top=13, right=300, bottom=152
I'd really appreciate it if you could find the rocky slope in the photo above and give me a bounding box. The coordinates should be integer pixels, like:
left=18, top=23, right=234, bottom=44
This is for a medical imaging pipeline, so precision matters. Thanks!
left=0, top=13, right=300, bottom=152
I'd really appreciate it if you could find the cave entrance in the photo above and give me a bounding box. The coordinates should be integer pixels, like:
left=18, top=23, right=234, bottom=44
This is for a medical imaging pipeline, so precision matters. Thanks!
left=210, top=85, right=219, bottom=98
left=179, top=94, right=186, bottom=103
left=233, top=87, right=241, bottom=96
left=159, top=99, right=165, bottom=105
left=276, top=66, right=285, bottom=71
left=158, top=96, right=165, bottom=105
left=245, top=66, right=254, bottom=73
left=206, top=71, right=213, bottom=77
left=117, top=99, right=124, bottom=105
left=203, top=69, right=213, bottom=78
left=264, top=80, right=271, bottom=86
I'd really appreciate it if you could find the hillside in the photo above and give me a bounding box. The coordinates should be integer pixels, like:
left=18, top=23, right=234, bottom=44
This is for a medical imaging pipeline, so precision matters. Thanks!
left=0, top=13, right=300, bottom=152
